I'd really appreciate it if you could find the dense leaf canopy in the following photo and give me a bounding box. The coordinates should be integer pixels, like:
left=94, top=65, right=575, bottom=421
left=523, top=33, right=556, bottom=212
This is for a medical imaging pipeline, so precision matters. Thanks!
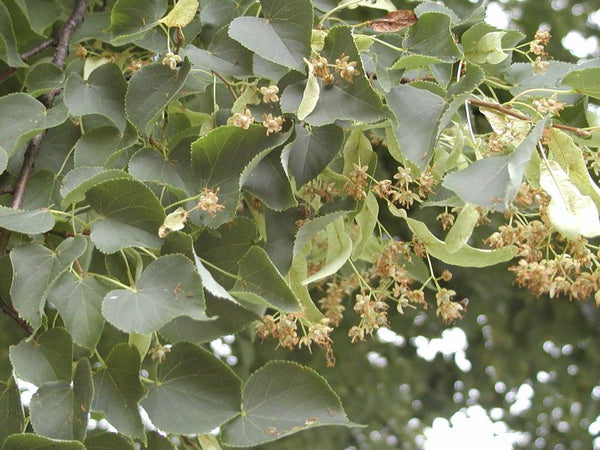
left=0, top=0, right=599, bottom=449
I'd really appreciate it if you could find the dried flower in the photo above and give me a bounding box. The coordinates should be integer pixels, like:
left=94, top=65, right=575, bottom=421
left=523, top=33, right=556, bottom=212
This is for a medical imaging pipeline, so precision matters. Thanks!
left=344, top=163, right=369, bottom=200
left=335, top=53, right=360, bottom=83
left=309, top=55, right=334, bottom=83
left=436, top=289, right=464, bottom=324
left=262, top=113, right=284, bottom=135
left=532, top=57, right=549, bottom=75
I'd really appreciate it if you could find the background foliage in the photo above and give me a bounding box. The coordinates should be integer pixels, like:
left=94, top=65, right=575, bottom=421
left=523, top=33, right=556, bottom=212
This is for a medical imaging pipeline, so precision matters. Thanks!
left=0, top=0, right=599, bottom=449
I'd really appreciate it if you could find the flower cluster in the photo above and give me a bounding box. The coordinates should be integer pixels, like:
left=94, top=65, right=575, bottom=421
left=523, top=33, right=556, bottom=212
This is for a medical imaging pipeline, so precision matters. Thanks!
left=372, top=166, right=436, bottom=209
left=255, top=314, right=335, bottom=366
left=344, top=163, right=369, bottom=200
left=308, top=52, right=361, bottom=84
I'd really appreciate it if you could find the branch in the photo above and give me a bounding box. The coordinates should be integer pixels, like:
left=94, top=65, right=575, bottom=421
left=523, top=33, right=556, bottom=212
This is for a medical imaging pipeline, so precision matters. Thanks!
left=0, top=297, right=32, bottom=335
left=0, top=0, right=89, bottom=331
left=468, top=98, right=592, bottom=138
left=0, top=38, right=55, bottom=84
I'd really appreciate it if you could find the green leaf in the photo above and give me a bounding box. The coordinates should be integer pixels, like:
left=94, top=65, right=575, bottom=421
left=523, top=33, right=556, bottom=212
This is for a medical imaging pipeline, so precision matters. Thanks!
left=466, top=31, right=508, bottom=65
left=0, top=146, right=7, bottom=174
left=385, top=84, right=445, bottom=169
left=0, top=377, right=25, bottom=443
left=563, top=67, right=600, bottom=99
left=403, top=11, right=462, bottom=62
left=195, top=217, right=259, bottom=289
left=142, top=432, right=174, bottom=450
left=540, top=160, right=600, bottom=240
left=25, top=63, right=65, bottom=97
left=142, top=343, right=242, bottom=434
left=86, top=178, right=165, bottom=253
left=0, top=2, right=26, bottom=67
left=390, top=54, right=446, bottom=71
left=0, top=205, right=55, bottom=234
left=264, top=207, right=300, bottom=275
left=2, top=435, right=85, bottom=450
left=548, top=129, right=600, bottom=208
left=233, top=246, right=301, bottom=312
left=73, top=125, right=137, bottom=168
left=61, top=168, right=130, bottom=207
left=102, top=254, right=206, bottom=334
left=190, top=123, right=292, bottom=227
left=221, top=361, right=357, bottom=447
left=444, top=204, right=479, bottom=253
left=505, top=61, right=576, bottom=97
left=84, top=432, right=134, bottom=450
left=30, top=359, right=92, bottom=441
left=352, top=191, right=378, bottom=259
left=0, top=93, right=68, bottom=155
left=387, top=204, right=517, bottom=267
left=64, top=64, right=128, bottom=132
left=128, top=148, right=188, bottom=193
left=303, top=217, right=352, bottom=285
left=184, top=29, right=253, bottom=77
left=228, top=0, right=313, bottom=72
left=159, top=293, right=257, bottom=343
left=287, top=254, right=325, bottom=322
left=10, top=236, right=88, bottom=328
left=281, top=27, right=390, bottom=126
left=297, top=69, right=320, bottom=120
left=109, top=0, right=167, bottom=44
left=125, top=59, right=191, bottom=135
left=159, top=0, right=198, bottom=27
left=91, top=344, right=146, bottom=438
left=242, top=149, right=297, bottom=210
left=48, top=274, right=107, bottom=350
left=10, top=328, right=73, bottom=386
left=281, top=124, right=344, bottom=187
left=443, top=119, right=548, bottom=211
left=293, top=211, right=348, bottom=256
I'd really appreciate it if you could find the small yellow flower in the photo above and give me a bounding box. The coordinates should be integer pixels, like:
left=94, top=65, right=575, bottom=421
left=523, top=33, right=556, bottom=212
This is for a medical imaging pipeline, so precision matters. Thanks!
left=230, top=108, right=254, bottom=129
left=260, top=85, right=280, bottom=103
left=196, top=187, right=226, bottom=217
left=162, top=52, right=182, bottom=70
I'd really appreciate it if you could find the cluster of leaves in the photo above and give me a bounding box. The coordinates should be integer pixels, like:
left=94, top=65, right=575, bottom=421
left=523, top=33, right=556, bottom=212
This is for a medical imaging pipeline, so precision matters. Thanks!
left=0, top=0, right=599, bottom=447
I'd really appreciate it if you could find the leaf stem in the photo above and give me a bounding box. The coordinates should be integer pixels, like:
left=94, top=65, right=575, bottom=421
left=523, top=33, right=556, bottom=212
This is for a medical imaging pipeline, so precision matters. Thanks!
left=199, top=257, right=242, bottom=281
left=88, top=272, right=135, bottom=290
left=317, top=0, right=363, bottom=28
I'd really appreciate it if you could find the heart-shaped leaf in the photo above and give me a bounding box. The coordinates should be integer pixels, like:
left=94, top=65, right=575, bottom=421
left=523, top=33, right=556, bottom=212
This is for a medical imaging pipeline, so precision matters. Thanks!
left=91, top=344, right=146, bottom=438
left=221, top=361, right=358, bottom=447
left=10, top=328, right=73, bottom=386
left=102, top=254, right=207, bottom=334
left=228, top=0, right=313, bottom=72
left=142, top=343, right=242, bottom=434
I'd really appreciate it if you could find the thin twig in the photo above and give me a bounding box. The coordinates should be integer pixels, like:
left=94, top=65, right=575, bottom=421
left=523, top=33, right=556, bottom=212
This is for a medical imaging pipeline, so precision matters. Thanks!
left=0, top=297, right=32, bottom=335
left=467, top=98, right=592, bottom=137
left=211, top=70, right=238, bottom=99
left=0, top=38, right=56, bottom=83
left=0, top=0, right=89, bottom=331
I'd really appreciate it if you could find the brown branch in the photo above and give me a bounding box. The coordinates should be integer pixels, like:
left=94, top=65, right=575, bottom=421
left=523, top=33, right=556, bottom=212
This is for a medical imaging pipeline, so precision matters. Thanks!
left=467, top=98, right=592, bottom=138
left=0, top=0, right=89, bottom=331
left=211, top=70, right=238, bottom=100
left=0, top=297, right=32, bottom=335
left=0, top=38, right=56, bottom=84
